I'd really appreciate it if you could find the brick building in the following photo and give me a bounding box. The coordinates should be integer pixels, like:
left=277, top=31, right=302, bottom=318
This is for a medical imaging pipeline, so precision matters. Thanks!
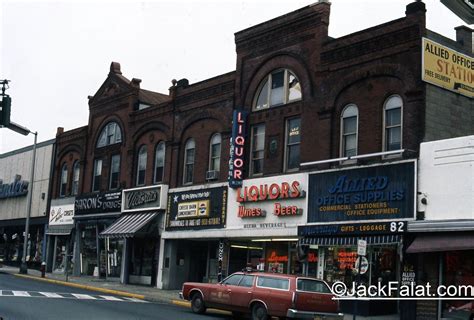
left=48, top=0, right=472, bottom=317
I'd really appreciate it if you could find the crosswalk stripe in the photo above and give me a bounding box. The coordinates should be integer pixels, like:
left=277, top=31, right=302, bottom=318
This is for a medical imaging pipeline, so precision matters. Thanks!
left=39, top=292, right=64, bottom=298
left=99, top=295, right=123, bottom=301
left=123, top=297, right=146, bottom=303
left=71, top=294, right=97, bottom=300
left=12, top=291, right=30, bottom=297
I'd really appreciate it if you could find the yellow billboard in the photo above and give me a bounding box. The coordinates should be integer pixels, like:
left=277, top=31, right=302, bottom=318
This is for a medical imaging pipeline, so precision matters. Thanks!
left=422, top=37, right=474, bottom=98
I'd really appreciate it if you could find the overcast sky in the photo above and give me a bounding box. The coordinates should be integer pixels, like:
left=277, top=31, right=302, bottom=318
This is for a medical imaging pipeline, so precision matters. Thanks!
left=0, top=0, right=467, bottom=154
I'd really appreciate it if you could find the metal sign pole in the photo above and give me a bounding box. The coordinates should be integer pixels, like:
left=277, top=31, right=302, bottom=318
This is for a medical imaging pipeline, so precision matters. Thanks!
left=19, top=131, right=37, bottom=274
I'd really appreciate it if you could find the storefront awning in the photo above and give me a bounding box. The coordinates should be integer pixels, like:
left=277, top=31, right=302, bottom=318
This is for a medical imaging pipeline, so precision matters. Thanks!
left=300, top=234, right=402, bottom=246
left=99, top=211, right=158, bottom=239
left=406, top=233, right=474, bottom=253
left=46, top=224, right=74, bottom=236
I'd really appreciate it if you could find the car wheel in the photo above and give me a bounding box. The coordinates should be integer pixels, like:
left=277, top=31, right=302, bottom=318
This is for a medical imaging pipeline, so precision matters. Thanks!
left=191, top=292, right=206, bottom=314
left=251, top=303, right=268, bottom=320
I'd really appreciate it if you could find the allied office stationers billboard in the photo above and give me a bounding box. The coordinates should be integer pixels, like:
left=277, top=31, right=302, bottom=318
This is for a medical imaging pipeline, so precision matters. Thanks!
left=308, top=161, right=415, bottom=223
left=422, top=37, right=474, bottom=98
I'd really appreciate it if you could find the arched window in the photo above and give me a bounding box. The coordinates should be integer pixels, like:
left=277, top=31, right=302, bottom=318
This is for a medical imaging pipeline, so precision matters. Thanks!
left=183, top=139, right=195, bottom=184
left=154, top=142, right=166, bottom=184
left=253, top=69, right=302, bottom=111
left=136, top=146, right=147, bottom=186
left=60, top=163, right=68, bottom=197
left=341, top=104, right=358, bottom=157
left=72, top=161, right=80, bottom=196
left=97, top=122, right=122, bottom=148
left=383, top=95, right=403, bottom=152
left=208, top=134, right=221, bottom=173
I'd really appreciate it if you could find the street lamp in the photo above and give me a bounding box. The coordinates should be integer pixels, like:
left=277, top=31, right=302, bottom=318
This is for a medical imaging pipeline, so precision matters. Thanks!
left=7, top=122, right=38, bottom=274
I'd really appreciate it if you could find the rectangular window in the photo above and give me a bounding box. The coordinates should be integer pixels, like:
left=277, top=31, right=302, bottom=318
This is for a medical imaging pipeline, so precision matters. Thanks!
left=385, top=108, right=401, bottom=151
left=285, top=118, right=301, bottom=172
left=250, top=124, right=265, bottom=176
left=270, top=70, right=285, bottom=106
left=184, top=148, right=195, bottom=184
left=60, top=167, right=67, bottom=197
left=257, top=276, right=289, bottom=290
left=72, top=164, right=80, bottom=195
left=210, top=143, right=221, bottom=172
left=342, top=116, right=357, bottom=157
left=92, top=159, right=102, bottom=192
left=297, top=279, right=331, bottom=293
left=109, top=155, right=120, bottom=190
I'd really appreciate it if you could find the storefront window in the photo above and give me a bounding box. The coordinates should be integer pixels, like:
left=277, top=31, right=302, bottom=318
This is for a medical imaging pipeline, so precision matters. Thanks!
left=321, top=245, right=397, bottom=290
left=442, top=250, right=474, bottom=319
left=54, top=236, right=68, bottom=273
left=106, top=238, right=123, bottom=278
left=80, top=225, right=98, bottom=276
left=266, top=242, right=289, bottom=274
left=130, top=238, right=155, bottom=277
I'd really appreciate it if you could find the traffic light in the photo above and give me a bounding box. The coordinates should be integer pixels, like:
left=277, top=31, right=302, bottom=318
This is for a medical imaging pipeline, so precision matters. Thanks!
left=0, top=95, right=11, bottom=127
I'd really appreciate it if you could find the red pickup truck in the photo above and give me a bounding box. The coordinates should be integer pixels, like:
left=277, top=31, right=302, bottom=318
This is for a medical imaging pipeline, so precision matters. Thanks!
left=180, top=271, right=343, bottom=320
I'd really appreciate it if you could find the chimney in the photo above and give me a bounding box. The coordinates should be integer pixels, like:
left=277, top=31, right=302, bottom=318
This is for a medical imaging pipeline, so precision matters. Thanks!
left=130, top=78, right=141, bottom=89
left=406, top=1, right=426, bottom=16
left=109, top=62, right=122, bottom=75
left=455, top=26, right=473, bottom=54
left=56, top=127, right=64, bottom=136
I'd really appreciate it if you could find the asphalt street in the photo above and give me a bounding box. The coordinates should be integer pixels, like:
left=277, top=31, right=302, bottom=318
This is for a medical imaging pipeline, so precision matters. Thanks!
left=0, top=271, right=232, bottom=320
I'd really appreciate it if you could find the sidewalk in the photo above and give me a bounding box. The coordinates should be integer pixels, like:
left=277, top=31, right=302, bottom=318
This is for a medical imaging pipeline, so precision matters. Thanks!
left=0, top=265, right=180, bottom=304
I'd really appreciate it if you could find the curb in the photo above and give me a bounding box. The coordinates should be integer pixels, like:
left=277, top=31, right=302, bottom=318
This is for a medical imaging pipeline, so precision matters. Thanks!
left=13, top=274, right=145, bottom=300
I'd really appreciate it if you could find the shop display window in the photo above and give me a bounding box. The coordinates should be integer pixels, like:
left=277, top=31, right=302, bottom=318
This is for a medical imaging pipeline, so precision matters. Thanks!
left=130, top=238, right=155, bottom=277
left=442, top=250, right=474, bottom=319
left=266, top=242, right=289, bottom=274
left=322, top=245, right=398, bottom=291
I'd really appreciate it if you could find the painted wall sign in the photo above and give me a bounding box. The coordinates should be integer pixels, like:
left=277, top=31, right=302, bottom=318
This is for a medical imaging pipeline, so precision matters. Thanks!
left=49, top=203, right=75, bottom=226
left=0, top=175, right=29, bottom=199
left=298, top=221, right=407, bottom=237
left=75, top=191, right=122, bottom=215
left=228, top=109, right=248, bottom=189
left=166, top=186, right=227, bottom=230
left=308, top=162, right=415, bottom=222
left=122, top=185, right=168, bottom=212
left=422, top=37, right=474, bottom=98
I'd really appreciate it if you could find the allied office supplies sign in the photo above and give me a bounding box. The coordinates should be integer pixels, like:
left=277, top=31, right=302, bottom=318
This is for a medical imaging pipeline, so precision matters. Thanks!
left=308, top=161, right=415, bottom=223
left=422, top=37, right=474, bottom=98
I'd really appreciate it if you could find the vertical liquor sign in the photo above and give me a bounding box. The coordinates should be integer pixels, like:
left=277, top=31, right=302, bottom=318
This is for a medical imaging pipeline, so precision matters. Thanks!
left=228, top=109, right=248, bottom=189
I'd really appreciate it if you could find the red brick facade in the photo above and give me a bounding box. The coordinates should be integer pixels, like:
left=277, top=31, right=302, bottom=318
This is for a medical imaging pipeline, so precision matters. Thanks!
left=51, top=1, right=468, bottom=198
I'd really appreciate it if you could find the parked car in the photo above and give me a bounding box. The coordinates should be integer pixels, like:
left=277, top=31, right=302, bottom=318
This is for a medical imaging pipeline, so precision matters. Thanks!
left=180, top=271, right=344, bottom=319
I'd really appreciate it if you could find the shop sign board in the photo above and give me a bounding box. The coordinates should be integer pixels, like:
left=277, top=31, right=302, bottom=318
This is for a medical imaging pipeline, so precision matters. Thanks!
left=308, top=161, right=415, bottom=223
left=298, top=221, right=407, bottom=237
left=228, top=109, right=248, bottom=189
left=122, top=185, right=168, bottom=213
left=422, top=37, right=474, bottom=98
left=166, top=186, right=227, bottom=230
left=49, top=199, right=75, bottom=226
left=0, top=175, right=29, bottom=199
left=74, top=191, right=122, bottom=215
left=227, top=173, right=308, bottom=231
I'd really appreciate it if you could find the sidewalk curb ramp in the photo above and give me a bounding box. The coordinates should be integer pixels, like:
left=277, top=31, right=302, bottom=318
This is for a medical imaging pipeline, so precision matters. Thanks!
left=13, top=273, right=145, bottom=300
